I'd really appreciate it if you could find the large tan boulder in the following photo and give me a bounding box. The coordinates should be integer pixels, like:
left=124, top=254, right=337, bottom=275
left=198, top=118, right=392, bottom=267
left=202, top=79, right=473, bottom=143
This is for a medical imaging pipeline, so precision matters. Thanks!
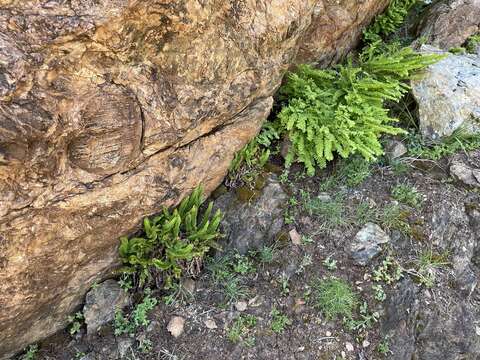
left=0, top=1, right=386, bottom=358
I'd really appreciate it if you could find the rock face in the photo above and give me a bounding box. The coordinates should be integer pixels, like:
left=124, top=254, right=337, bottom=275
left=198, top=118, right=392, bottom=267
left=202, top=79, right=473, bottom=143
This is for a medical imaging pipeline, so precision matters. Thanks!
left=383, top=280, right=480, bottom=360
left=416, top=0, right=480, bottom=50
left=411, top=47, right=480, bottom=140
left=0, top=1, right=387, bottom=358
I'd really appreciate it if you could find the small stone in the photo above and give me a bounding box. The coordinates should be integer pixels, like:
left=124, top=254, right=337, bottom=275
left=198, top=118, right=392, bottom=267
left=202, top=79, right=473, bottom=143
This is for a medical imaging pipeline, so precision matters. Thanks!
left=326, top=331, right=332, bottom=337
left=235, top=301, right=247, bottom=312
left=345, top=342, right=354, bottom=352
left=204, top=319, right=217, bottom=329
left=289, top=228, right=302, bottom=245
left=385, top=139, right=407, bottom=160
left=350, top=223, right=390, bottom=266
left=362, top=340, right=370, bottom=348
left=450, top=156, right=480, bottom=188
left=167, top=316, right=185, bottom=338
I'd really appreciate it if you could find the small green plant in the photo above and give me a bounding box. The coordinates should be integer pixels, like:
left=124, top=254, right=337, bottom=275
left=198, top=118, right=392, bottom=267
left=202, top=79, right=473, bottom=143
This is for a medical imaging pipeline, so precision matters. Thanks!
left=233, top=253, right=256, bottom=275
left=466, top=34, right=480, bottom=53
left=363, top=0, right=417, bottom=43
left=119, top=186, right=222, bottom=289
left=312, top=278, right=358, bottom=320
left=377, top=336, right=391, bottom=355
left=301, top=191, right=346, bottom=231
left=373, top=256, right=403, bottom=284
left=227, top=314, right=257, bottom=345
left=222, top=275, right=249, bottom=304
left=75, top=351, right=86, bottom=359
left=337, top=156, right=372, bottom=187
left=296, top=253, right=313, bottom=274
left=343, top=301, right=380, bottom=332
left=372, top=284, right=387, bottom=301
left=323, top=256, right=338, bottom=271
left=379, top=203, right=411, bottom=234
left=406, top=130, right=480, bottom=160
left=270, top=307, right=292, bottom=333
left=21, top=345, right=38, bottom=360
left=278, top=272, right=290, bottom=296
left=162, top=281, right=194, bottom=306
left=276, top=42, right=441, bottom=175
left=391, top=183, right=422, bottom=208
left=67, top=311, right=84, bottom=336
left=259, top=245, right=276, bottom=263
left=449, top=47, right=466, bottom=55
left=228, top=122, right=280, bottom=186
left=114, top=290, right=157, bottom=336
left=409, top=250, right=449, bottom=287
left=301, top=235, right=314, bottom=244
left=138, top=338, right=153, bottom=353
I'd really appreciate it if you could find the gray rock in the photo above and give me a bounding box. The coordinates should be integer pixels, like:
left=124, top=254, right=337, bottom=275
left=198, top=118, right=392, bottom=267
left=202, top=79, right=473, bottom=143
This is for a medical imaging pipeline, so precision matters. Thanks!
left=450, top=150, right=480, bottom=188
left=430, top=199, right=478, bottom=293
left=83, top=280, right=130, bottom=335
left=415, top=302, right=480, bottom=360
left=385, top=139, right=407, bottom=160
left=415, top=0, right=480, bottom=50
left=383, top=279, right=480, bottom=360
left=411, top=46, right=480, bottom=140
left=214, top=175, right=287, bottom=254
left=349, top=223, right=390, bottom=265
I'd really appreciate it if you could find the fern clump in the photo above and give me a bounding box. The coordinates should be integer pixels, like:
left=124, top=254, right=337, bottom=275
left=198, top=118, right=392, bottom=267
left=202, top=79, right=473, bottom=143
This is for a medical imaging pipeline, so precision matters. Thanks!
left=276, top=43, right=442, bottom=175
left=119, top=186, right=222, bottom=289
left=363, top=0, right=417, bottom=43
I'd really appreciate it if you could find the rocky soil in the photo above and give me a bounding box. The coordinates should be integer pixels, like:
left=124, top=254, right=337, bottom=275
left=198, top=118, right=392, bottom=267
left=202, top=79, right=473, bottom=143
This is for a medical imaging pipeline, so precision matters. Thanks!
left=20, top=141, right=480, bottom=360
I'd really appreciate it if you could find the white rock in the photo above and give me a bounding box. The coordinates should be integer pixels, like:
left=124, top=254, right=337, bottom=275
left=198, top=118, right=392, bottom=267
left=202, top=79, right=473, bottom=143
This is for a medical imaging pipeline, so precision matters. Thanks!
left=345, top=342, right=354, bottom=352
left=235, top=301, right=248, bottom=312
left=204, top=319, right=217, bottom=329
left=167, top=316, right=185, bottom=338
left=412, top=46, right=480, bottom=140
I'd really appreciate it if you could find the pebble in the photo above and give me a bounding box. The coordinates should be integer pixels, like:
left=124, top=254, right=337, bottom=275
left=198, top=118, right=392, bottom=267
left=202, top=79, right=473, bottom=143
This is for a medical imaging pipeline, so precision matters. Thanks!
left=167, top=316, right=185, bottom=338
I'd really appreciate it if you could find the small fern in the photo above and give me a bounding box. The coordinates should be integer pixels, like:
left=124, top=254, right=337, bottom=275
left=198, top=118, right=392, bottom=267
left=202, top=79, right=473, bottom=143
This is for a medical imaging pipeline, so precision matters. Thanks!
left=228, top=121, right=280, bottom=185
left=363, top=0, right=418, bottom=43
left=119, top=186, right=222, bottom=289
left=276, top=43, right=442, bottom=175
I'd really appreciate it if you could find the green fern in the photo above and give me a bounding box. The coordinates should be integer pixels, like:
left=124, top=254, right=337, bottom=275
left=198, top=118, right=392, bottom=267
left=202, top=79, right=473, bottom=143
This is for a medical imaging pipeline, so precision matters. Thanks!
left=363, top=0, right=418, bottom=43
left=276, top=43, right=442, bottom=175
left=119, top=186, right=222, bottom=289
left=228, top=121, right=280, bottom=184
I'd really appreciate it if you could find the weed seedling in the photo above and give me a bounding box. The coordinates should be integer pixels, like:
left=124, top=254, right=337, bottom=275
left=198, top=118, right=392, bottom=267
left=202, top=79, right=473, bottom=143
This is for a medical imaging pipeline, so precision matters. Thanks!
left=67, top=311, right=84, bottom=336
left=270, top=307, right=292, bottom=333
left=114, top=290, right=157, bottom=336
left=322, top=256, right=338, bottom=271
left=227, top=314, right=257, bottom=345
left=391, top=183, right=422, bottom=208
left=21, top=345, right=38, bottom=360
